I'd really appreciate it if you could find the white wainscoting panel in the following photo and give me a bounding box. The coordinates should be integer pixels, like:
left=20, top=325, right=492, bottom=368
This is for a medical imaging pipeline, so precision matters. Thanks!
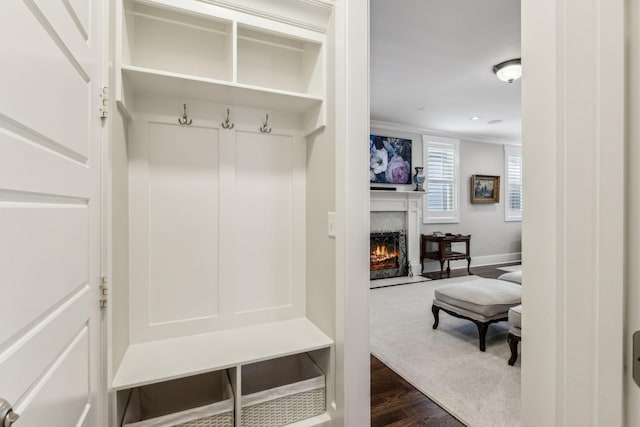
left=129, top=120, right=221, bottom=340
left=128, top=103, right=306, bottom=343
left=232, top=130, right=303, bottom=314
left=147, top=123, right=221, bottom=324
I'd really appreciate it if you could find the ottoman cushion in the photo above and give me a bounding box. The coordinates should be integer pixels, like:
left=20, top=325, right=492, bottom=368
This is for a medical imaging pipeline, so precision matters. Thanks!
left=498, top=270, right=522, bottom=285
left=434, top=278, right=522, bottom=318
left=508, top=304, right=522, bottom=328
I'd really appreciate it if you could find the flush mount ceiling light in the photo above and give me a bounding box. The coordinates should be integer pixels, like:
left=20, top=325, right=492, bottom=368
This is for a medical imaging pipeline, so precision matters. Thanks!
left=493, top=58, right=522, bottom=83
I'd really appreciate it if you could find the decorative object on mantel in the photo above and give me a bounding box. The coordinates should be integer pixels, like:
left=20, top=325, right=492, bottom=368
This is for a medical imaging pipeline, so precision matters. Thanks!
left=178, top=103, right=192, bottom=125
left=259, top=114, right=272, bottom=133
left=413, top=166, right=425, bottom=192
left=221, top=108, right=234, bottom=129
left=471, top=174, right=500, bottom=203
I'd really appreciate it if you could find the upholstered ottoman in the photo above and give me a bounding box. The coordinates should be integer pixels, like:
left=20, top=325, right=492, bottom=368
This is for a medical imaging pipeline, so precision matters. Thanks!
left=497, top=270, right=522, bottom=285
left=431, top=278, right=522, bottom=351
left=507, top=304, right=522, bottom=365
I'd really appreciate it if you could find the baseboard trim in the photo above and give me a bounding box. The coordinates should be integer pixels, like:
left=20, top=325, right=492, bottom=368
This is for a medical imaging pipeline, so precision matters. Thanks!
left=420, top=252, right=521, bottom=273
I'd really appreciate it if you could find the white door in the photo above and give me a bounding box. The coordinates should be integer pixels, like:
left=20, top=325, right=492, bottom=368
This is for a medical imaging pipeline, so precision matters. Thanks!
left=0, top=1, right=103, bottom=427
left=627, top=1, right=640, bottom=424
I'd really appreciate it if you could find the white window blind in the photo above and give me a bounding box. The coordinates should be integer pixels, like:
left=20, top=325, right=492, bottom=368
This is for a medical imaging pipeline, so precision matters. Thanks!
left=504, top=145, right=523, bottom=221
left=423, top=137, right=460, bottom=223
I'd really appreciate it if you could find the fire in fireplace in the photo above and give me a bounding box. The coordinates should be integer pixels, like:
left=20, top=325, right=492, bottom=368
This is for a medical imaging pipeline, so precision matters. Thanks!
left=370, top=231, right=408, bottom=279
left=371, top=243, right=399, bottom=271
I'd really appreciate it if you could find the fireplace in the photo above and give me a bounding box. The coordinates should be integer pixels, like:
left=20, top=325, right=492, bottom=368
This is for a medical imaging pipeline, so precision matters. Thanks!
left=370, top=231, right=408, bottom=280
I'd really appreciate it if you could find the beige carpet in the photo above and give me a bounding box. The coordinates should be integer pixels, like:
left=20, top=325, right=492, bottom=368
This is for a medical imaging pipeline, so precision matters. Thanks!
left=370, top=276, right=521, bottom=427
left=496, top=265, right=521, bottom=273
left=369, top=274, right=430, bottom=289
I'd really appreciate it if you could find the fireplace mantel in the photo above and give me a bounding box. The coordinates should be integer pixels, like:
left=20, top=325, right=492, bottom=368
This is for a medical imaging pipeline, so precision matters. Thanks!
left=370, top=191, right=423, bottom=275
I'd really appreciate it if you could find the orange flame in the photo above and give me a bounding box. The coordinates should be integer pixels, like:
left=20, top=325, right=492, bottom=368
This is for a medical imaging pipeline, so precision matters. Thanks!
left=370, top=244, right=399, bottom=270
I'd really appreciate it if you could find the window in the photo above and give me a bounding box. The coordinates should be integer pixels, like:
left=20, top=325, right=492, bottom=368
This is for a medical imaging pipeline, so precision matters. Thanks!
left=504, top=145, right=522, bottom=221
left=423, top=136, right=460, bottom=223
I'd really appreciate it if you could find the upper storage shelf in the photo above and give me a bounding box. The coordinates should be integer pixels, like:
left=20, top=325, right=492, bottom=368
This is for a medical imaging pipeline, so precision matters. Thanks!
left=123, top=2, right=233, bottom=81
left=237, top=25, right=323, bottom=97
left=119, top=0, right=326, bottom=125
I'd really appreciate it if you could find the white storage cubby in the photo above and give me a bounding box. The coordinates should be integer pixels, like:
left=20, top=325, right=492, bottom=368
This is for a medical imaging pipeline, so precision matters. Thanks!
left=237, top=25, right=323, bottom=96
left=122, top=1, right=233, bottom=81
left=241, top=353, right=325, bottom=427
left=116, top=0, right=326, bottom=135
left=110, top=1, right=334, bottom=426
left=121, top=370, right=234, bottom=427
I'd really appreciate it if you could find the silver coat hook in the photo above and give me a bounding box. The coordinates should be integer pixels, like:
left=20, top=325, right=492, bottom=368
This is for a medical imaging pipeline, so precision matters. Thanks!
left=259, top=114, right=272, bottom=134
left=178, top=104, right=192, bottom=125
left=221, top=108, right=234, bottom=129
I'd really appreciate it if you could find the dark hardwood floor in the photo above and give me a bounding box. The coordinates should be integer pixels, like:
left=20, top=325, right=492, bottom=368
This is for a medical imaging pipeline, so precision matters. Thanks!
left=370, top=262, right=520, bottom=426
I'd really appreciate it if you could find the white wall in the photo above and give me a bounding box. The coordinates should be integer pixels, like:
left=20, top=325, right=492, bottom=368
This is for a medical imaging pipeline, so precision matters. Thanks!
left=370, top=125, right=521, bottom=267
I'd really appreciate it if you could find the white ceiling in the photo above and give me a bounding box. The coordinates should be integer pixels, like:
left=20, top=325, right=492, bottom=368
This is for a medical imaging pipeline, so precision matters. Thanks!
left=370, top=0, right=521, bottom=143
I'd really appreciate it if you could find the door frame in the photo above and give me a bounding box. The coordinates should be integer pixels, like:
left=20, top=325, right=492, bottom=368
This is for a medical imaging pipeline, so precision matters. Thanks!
left=521, top=0, right=625, bottom=425
left=342, top=0, right=628, bottom=425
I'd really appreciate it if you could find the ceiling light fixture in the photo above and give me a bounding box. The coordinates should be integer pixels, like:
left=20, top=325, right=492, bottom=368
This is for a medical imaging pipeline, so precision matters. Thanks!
left=493, top=58, right=522, bottom=83
left=471, top=116, right=481, bottom=121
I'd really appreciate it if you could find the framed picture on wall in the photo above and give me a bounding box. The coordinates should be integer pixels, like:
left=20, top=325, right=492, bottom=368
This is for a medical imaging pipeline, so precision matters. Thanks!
left=369, top=135, right=412, bottom=184
left=471, top=175, right=500, bottom=203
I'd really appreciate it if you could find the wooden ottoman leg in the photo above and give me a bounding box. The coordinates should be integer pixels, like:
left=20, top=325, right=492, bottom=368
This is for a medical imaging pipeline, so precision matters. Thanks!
left=508, top=332, right=521, bottom=366
left=474, top=321, right=489, bottom=352
left=432, top=304, right=440, bottom=329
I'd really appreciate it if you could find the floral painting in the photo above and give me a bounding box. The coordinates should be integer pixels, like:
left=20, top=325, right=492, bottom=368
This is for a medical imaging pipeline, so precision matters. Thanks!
left=369, top=135, right=412, bottom=184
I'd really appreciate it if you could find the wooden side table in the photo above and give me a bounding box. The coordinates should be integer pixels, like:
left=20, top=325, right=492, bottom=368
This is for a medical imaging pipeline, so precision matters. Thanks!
left=420, top=234, right=471, bottom=278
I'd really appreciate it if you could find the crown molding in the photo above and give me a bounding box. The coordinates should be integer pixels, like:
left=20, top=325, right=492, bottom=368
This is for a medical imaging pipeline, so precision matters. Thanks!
left=369, top=120, right=522, bottom=146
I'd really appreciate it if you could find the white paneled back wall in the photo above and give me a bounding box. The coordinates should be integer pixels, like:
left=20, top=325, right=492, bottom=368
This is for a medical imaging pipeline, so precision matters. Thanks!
left=128, top=95, right=306, bottom=343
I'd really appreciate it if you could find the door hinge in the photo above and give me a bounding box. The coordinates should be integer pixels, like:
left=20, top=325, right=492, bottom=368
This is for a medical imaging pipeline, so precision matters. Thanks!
left=100, top=86, right=109, bottom=119
left=634, top=331, right=640, bottom=387
left=99, top=276, right=109, bottom=308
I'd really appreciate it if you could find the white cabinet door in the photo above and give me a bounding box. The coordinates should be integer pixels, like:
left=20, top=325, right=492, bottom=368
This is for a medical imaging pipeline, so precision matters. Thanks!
left=0, top=1, right=103, bottom=426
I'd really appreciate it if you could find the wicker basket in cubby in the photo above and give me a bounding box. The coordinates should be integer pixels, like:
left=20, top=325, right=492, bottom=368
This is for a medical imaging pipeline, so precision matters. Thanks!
left=122, top=370, right=234, bottom=427
left=241, top=353, right=326, bottom=427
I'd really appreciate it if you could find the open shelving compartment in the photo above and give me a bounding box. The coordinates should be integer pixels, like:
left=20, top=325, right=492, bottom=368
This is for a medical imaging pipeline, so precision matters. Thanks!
left=117, top=0, right=326, bottom=136
left=111, top=1, right=334, bottom=426
left=236, top=24, right=324, bottom=97
left=122, top=1, right=233, bottom=81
